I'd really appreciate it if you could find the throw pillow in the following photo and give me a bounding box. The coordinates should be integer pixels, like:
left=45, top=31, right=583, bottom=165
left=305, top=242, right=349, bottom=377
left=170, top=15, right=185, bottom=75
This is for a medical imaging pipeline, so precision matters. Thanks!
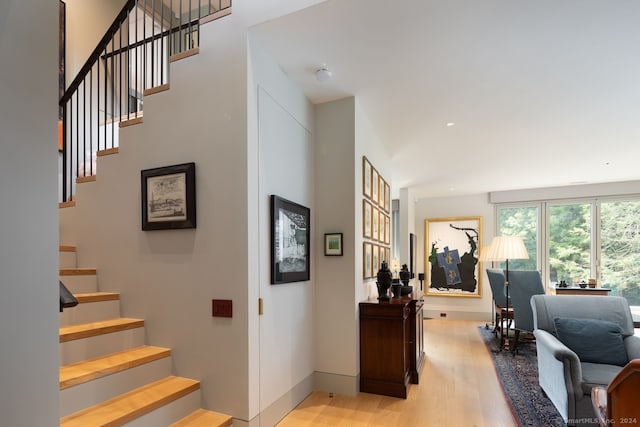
left=553, top=317, right=629, bottom=367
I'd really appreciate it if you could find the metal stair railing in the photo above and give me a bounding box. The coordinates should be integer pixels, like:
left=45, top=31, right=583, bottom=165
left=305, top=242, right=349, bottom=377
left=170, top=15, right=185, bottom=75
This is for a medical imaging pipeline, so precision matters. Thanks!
left=59, top=0, right=231, bottom=202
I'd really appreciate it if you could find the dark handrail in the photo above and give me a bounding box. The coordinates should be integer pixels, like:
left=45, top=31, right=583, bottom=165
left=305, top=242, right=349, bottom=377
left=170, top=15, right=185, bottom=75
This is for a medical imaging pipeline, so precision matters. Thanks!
left=60, top=0, right=136, bottom=106
left=58, top=0, right=231, bottom=203
left=59, top=281, right=78, bottom=312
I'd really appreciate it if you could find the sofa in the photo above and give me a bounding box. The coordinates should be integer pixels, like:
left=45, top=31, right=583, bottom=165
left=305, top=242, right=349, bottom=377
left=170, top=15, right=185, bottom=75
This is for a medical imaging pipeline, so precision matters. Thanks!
left=531, top=294, right=640, bottom=426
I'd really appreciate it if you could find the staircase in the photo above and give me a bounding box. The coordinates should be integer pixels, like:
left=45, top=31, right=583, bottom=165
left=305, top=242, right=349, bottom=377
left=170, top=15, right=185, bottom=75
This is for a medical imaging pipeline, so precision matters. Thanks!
left=57, top=2, right=236, bottom=424
left=58, top=243, right=233, bottom=426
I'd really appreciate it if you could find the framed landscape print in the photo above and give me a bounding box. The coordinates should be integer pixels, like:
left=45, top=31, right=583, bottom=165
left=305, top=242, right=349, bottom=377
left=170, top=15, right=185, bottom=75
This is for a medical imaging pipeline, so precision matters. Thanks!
left=372, top=244, right=379, bottom=276
left=324, top=233, right=343, bottom=256
left=424, top=216, right=482, bottom=298
left=271, top=195, right=311, bottom=284
left=372, top=206, right=379, bottom=241
left=372, top=168, right=379, bottom=206
left=363, top=242, right=372, bottom=278
left=141, top=162, right=196, bottom=231
left=363, top=156, right=372, bottom=199
left=379, top=177, right=385, bottom=210
left=384, top=182, right=390, bottom=213
left=363, top=199, right=372, bottom=239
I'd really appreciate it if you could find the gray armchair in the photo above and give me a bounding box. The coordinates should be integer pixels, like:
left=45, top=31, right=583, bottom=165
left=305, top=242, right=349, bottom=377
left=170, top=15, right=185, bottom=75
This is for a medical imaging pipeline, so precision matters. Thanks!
left=509, top=270, right=545, bottom=352
left=486, top=268, right=511, bottom=345
left=531, top=294, right=640, bottom=426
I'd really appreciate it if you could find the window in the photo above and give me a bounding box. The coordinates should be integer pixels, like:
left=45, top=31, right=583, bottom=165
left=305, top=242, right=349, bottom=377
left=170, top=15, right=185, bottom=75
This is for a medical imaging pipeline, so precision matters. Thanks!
left=600, top=199, right=640, bottom=304
left=497, top=206, right=538, bottom=270
left=548, top=202, right=592, bottom=285
left=496, top=197, right=640, bottom=315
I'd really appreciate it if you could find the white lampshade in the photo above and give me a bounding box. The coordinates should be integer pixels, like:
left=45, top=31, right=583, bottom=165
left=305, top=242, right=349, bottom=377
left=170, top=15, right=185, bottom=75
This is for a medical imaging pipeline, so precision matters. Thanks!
left=481, top=235, right=529, bottom=262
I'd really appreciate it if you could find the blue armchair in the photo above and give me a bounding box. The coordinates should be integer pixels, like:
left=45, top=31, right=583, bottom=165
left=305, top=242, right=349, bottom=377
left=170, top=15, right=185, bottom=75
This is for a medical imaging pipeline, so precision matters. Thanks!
left=531, top=294, right=640, bottom=426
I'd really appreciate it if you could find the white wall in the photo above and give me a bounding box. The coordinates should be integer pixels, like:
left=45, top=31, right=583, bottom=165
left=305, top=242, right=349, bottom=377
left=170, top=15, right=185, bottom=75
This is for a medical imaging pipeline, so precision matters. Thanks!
left=314, top=98, right=358, bottom=391
left=248, top=34, right=315, bottom=425
left=0, top=1, right=59, bottom=425
left=314, top=97, right=392, bottom=395
left=64, top=0, right=127, bottom=85
left=59, top=13, right=251, bottom=420
left=414, top=193, right=494, bottom=320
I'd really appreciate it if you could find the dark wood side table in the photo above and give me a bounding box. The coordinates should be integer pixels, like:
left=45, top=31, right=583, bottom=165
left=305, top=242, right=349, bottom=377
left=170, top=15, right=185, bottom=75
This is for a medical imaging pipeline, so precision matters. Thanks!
left=359, top=292, right=425, bottom=399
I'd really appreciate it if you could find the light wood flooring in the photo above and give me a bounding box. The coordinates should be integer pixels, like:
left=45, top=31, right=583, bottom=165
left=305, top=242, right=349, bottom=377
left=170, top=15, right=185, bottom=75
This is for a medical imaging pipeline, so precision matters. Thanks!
left=277, top=319, right=516, bottom=427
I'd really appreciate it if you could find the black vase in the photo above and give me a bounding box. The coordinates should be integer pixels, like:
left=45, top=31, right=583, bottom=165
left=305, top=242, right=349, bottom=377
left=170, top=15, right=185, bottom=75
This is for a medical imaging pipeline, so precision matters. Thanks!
left=376, top=261, right=393, bottom=301
left=399, top=263, right=411, bottom=286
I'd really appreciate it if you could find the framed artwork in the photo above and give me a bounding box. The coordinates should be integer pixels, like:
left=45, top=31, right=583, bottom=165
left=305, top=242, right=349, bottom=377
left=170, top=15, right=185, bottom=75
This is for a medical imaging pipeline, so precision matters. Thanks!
left=363, top=242, right=372, bottom=278
left=424, top=216, right=482, bottom=297
left=372, top=244, right=380, bottom=276
left=271, top=195, right=311, bottom=284
left=363, top=199, right=372, bottom=239
left=324, top=233, right=343, bottom=256
left=384, top=182, right=390, bottom=213
left=379, top=177, right=385, bottom=210
left=384, top=247, right=391, bottom=266
left=372, top=206, right=379, bottom=241
left=372, top=168, right=379, bottom=206
left=378, top=210, right=385, bottom=244
left=363, top=156, right=372, bottom=199
left=384, top=214, right=390, bottom=245
left=141, top=162, right=196, bottom=231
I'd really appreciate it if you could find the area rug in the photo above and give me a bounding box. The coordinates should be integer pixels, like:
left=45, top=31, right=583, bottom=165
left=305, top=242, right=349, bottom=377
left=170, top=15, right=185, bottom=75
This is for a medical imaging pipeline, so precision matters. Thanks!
left=477, top=325, right=566, bottom=427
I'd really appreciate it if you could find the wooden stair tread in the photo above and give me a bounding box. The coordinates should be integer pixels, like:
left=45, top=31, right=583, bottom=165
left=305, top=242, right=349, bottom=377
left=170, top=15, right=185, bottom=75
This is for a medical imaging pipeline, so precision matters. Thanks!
left=60, top=345, right=171, bottom=389
left=96, top=147, right=119, bottom=157
left=60, top=376, right=199, bottom=427
left=73, top=292, right=119, bottom=304
left=171, top=408, right=233, bottom=427
left=59, top=245, right=77, bottom=252
left=60, top=268, right=97, bottom=276
left=59, top=200, right=76, bottom=209
left=60, top=318, right=144, bottom=343
left=76, top=175, right=96, bottom=184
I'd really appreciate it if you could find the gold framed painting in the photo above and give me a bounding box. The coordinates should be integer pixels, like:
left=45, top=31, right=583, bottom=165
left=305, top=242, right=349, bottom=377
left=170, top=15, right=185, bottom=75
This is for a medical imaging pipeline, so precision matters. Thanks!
left=363, top=156, right=372, bottom=199
left=424, top=216, right=482, bottom=298
left=363, top=242, right=372, bottom=278
left=372, top=168, right=379, bottom=206
left=363, top=199, right=372, bottom=239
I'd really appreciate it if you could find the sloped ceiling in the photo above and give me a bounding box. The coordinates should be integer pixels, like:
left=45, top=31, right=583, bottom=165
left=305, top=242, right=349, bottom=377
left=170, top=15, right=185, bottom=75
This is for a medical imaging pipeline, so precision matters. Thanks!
left=249, top=0, right=640, bottom=199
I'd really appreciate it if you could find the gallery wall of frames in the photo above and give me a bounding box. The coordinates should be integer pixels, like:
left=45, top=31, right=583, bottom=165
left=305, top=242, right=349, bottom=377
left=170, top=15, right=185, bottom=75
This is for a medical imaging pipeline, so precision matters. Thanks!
left=361, top=156, right=391, bottom=279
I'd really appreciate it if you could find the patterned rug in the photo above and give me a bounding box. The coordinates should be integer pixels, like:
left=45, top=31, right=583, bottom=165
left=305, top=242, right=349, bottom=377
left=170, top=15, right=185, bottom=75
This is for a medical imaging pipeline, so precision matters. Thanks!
left=477, top=325, right=566, bottom=427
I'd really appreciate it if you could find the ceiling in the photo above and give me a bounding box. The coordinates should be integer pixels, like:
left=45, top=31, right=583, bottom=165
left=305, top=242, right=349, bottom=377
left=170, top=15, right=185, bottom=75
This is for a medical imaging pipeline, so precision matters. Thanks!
left=248, top=0, right=640, bottom=199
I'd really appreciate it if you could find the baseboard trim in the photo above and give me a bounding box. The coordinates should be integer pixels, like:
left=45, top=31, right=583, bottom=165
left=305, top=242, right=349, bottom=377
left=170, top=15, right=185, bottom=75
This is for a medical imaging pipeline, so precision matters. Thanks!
left=424, top=310, right=492, bottom=322
left=314, top=371, right=359, bottom=396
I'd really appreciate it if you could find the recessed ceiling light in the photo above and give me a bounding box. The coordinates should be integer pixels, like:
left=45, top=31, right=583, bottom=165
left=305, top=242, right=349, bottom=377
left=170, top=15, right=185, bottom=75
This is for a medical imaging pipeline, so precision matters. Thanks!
left=446, top=122, right=455, bottom=127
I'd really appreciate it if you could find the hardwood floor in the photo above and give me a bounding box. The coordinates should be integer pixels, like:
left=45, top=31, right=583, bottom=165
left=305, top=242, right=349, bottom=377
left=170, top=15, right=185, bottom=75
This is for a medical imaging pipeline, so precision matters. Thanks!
left=277, top=319, right=516, bottom=427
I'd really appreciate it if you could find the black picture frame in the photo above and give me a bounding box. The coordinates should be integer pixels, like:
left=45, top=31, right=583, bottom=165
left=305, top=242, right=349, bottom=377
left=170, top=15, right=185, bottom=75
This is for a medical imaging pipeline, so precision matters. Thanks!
left=141, top=162, right=196, bottom=230
left=324, top=233, right=343, bottom=256
left=271, top=195, right=310, bottom=284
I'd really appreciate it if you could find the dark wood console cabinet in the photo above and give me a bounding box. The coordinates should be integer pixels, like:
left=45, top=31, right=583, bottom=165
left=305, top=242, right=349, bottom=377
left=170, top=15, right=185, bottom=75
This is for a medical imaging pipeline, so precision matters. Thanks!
left=359, top=293, right=425, bottom=398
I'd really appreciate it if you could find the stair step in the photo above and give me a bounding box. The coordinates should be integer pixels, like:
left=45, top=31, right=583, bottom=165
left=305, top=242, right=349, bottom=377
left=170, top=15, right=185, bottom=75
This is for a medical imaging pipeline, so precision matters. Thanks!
left=60, top=268, right=99, bottom=293
left=76, top=175, right=96, bottom=184
left=143, top=83, right=170, bottom=96
left=60, top=345, right=171, bottom=390
left=59, top=246, right=78, bottom=268
left=60, top=318, right=144, bottom=343
left=60, top=376, right=200, bottom=427
left=60, top=292, right=121, bottom=326
left=171, top=408, right=233, bottom=427
left=74, top=292, right=119, bottom=304
left=59, top=200, right=76, bottom=209
left=60, top=268, right=97, bottom=276
left=97, top=147, right=119, bottom=157
left=170, top=48, right=198, bottom=63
